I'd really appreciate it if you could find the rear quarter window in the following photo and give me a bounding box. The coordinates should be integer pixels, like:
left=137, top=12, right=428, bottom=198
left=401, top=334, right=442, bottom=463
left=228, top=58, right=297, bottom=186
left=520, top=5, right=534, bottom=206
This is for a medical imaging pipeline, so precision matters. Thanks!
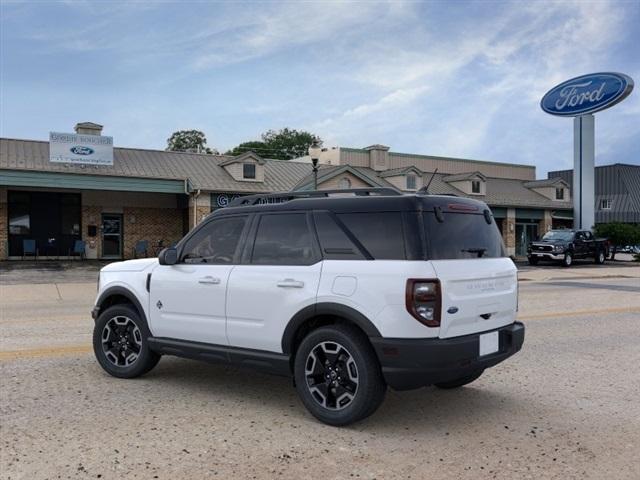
left=423, top=211, right=505, bottom=259
left=336, top=212, right=406, bottom=260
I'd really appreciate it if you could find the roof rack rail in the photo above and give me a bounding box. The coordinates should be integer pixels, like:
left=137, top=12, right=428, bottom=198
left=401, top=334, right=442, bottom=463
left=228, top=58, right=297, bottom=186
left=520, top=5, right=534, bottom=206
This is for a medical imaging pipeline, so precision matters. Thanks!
left=228, top=188, right=402, bottom=207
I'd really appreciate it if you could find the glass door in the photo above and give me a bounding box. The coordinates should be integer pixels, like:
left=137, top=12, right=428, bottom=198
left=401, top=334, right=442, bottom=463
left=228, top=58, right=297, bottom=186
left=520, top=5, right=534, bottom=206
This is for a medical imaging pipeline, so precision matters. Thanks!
left=515, top=223, right=539, bottom=257
left=102, top=214, right=123, bottom=259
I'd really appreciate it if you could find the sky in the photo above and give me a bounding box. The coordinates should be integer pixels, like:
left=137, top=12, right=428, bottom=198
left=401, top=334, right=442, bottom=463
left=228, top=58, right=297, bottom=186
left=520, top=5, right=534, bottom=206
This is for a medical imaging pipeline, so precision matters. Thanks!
left=1, top=0, right=639, bottom=178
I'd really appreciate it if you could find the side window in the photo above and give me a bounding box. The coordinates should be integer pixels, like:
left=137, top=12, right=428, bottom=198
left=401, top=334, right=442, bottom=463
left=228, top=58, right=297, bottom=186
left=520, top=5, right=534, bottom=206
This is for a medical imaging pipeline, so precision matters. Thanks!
left=251, top=214, right=317, bottom=265
left=575, top=232, right=584, bottom=241
left=181, top=216, right=247, bottom=264
left=584, top=231, right=593, bottom=241
left=336, top=212, right=406, bottom=260
left=313, top=212, right=365, bottom=260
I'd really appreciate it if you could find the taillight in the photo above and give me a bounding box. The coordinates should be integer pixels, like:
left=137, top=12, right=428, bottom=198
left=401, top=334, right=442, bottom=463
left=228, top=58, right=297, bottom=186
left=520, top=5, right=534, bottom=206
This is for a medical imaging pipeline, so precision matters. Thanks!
left=405, top=279, right=441, bottom=327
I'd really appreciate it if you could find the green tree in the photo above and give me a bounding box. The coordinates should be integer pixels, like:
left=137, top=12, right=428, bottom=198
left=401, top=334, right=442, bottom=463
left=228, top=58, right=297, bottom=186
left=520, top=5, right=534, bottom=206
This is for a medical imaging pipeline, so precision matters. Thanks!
left=225, top=141, right=268, bottom=157
left=261, top=128, right=321, bottom=160
left=226, top=128, right=322, bottom=160
left=166, top=130, right=216, bottom=154
left=594, top=222, right=640, bottom=260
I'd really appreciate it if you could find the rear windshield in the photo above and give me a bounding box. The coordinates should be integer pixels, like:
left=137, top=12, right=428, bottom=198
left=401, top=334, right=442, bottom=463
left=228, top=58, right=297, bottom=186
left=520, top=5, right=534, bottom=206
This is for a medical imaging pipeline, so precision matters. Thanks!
left=423, top=212, right=505, bottom=260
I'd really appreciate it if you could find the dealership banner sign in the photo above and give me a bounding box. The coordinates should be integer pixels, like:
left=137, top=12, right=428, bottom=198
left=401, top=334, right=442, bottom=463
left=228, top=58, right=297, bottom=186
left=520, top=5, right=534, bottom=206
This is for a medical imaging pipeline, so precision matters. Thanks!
left=49, top=132, right=114, bottom=166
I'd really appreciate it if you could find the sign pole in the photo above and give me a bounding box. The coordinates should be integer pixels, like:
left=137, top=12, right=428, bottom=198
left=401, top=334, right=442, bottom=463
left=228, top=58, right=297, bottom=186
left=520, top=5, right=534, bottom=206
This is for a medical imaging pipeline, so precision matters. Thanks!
left=572, top=115, right=595, bottom=230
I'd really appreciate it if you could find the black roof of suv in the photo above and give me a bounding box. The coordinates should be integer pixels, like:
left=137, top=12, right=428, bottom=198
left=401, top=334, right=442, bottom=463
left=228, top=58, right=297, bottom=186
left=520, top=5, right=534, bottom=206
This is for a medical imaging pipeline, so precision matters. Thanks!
left=212, top=189, right=492, bottom=217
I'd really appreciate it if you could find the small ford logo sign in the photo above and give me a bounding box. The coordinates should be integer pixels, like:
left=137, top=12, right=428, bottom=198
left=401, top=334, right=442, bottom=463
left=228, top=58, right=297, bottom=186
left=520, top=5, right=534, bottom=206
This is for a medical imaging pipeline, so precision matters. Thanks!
left=70, top=146, right=94, bottom=155
left=541, top=72, right=634, bottom=117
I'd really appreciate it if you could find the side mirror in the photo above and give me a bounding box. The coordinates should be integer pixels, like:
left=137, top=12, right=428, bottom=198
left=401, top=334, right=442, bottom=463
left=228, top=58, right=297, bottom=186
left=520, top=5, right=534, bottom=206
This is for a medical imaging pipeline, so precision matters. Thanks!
left=158, top=247, right=178, bottom=265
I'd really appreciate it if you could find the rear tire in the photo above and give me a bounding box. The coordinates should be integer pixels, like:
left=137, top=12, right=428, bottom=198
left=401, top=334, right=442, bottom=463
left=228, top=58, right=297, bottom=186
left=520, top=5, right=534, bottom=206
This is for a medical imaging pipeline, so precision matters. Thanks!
left=561, top=252, right=573, bottom=267
left=93, top=304, right=160, bottom=379
left=294, top=324, right=386, bottom=426
left=434, top=370, right=484, bottom=389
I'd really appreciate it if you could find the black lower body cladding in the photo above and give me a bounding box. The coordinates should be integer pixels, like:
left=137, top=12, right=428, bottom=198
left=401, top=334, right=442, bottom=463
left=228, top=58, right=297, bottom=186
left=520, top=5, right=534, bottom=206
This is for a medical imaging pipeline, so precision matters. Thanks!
left=370, top=322, right=525, bottom=391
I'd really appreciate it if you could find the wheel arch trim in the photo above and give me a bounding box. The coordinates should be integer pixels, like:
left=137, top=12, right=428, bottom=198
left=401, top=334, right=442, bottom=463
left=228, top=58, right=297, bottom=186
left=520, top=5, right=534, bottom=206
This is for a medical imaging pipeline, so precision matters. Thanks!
left=94, top=286, right=147, bottom=324
left=281, top=302, right=381, bottom=354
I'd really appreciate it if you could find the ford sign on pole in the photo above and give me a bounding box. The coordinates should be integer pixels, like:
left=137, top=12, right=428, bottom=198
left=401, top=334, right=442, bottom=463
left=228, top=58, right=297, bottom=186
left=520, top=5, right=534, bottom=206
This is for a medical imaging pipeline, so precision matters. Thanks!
left=541, top=72, right=634, bottom=230
left=541, top=72, right=634, bottom=116
left=49, top=132, right=114, bottom=166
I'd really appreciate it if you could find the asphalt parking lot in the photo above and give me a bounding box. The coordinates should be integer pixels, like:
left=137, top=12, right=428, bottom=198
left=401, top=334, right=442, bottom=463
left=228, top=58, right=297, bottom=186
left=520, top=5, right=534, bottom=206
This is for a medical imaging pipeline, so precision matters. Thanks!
left=1, top=262, right=639, bottom=479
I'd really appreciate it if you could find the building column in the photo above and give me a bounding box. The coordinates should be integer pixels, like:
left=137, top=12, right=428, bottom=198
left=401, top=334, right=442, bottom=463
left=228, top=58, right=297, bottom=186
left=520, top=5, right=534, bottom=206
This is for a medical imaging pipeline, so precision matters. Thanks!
left=539, top=210, right=553, bottom=236
left=81, top=204, right=103, bottom=259
left=0, top=188, right=7, bottom=260
left=503, top=208, right=516, bottom=257
left=188, top=192, right=211, bottom=230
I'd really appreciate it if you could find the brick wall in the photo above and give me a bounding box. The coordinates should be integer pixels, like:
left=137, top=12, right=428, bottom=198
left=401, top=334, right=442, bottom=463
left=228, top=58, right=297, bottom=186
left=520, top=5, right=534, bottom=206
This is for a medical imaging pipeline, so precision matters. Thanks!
left=123, top=207, right=184, bottom=259
left=0, top=188, right=7, bottom=260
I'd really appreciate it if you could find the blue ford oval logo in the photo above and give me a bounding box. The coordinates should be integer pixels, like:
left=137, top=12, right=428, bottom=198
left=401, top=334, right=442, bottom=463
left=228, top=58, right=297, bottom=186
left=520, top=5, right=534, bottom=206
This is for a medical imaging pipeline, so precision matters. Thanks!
left=541, top=72, right=633, bottom=117
left=70, top=146, right=94, bottom=155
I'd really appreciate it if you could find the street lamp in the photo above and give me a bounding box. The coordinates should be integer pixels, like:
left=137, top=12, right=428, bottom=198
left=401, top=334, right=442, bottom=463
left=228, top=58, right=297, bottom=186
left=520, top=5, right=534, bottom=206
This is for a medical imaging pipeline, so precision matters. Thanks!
left=308, top=140, right=322, bottom=190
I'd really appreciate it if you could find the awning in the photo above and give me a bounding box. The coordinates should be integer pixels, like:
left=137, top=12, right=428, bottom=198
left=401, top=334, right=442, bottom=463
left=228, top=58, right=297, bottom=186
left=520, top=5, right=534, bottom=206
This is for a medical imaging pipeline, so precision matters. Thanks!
left=552, top=210, right=574, bottom=220
left=0, top=169, right=188, bottom=194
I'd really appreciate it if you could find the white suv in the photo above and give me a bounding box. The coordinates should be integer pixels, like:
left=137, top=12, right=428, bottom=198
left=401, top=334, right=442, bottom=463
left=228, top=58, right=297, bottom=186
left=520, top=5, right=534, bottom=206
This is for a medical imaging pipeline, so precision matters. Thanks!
left=92, top=188, right=524, bottom=426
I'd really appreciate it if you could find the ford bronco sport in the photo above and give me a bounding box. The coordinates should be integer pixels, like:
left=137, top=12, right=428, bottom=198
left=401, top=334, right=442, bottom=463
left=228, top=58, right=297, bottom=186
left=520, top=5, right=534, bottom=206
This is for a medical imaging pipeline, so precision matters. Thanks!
left=92, top=188, right=524, bottom=426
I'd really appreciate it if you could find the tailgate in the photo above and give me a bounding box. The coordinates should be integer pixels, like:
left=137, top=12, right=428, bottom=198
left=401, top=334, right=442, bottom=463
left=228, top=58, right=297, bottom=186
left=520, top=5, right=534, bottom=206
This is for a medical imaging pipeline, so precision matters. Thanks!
left=431, top=258, right=517, bottom=338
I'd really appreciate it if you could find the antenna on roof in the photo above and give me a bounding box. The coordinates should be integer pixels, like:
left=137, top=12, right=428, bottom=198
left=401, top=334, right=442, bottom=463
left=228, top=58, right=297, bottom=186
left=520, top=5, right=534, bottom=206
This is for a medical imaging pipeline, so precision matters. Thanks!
left=419, top=168, right=438, bottom=194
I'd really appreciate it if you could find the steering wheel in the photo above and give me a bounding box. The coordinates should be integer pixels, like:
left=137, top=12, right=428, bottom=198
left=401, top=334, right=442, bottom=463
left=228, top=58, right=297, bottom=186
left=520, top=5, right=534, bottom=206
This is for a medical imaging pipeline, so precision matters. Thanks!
left=210, top=253, right=232, bottom=263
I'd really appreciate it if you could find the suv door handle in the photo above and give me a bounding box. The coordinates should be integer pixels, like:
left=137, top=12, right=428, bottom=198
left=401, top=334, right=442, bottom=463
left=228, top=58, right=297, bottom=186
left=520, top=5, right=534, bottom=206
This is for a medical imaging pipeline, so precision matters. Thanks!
left=277, top=279, right=305, bottom=288
left=198, top=276, right=221, bottom=285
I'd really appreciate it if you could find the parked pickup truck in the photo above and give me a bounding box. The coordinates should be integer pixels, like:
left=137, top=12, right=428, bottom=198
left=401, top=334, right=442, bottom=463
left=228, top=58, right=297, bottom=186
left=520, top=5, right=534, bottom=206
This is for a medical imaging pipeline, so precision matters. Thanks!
left=527, top=230, right=608, bottom=267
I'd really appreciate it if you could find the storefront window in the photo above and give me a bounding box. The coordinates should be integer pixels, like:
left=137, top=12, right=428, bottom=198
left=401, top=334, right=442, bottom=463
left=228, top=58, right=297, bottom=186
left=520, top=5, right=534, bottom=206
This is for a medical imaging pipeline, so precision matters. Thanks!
left=60, top=194, right=81, bottom=235
left=8, top=192, right=30, bottom=234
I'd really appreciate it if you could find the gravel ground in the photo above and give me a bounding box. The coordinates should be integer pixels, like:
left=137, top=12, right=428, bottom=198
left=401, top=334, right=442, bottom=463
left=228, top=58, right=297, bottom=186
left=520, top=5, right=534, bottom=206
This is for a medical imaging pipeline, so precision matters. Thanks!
left=1, top=268, right=639, bottom=479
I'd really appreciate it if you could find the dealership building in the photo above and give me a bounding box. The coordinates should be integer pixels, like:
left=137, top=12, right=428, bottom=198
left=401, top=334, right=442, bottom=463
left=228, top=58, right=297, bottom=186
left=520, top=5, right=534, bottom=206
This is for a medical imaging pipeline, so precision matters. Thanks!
left=1, top=123, right=574, bottom=261
left=548, top=163, right=640, bottom=224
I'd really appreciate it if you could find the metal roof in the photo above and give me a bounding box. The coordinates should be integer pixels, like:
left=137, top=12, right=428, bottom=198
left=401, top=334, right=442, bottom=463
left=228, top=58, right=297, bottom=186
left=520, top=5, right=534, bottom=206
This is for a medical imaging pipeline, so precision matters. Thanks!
left=549, top=164, right=640, bottom=222
left=0, top=137, right=311, bottom=193
left=523, top=178, right=567, bottom=188
left=378, top=166, right=423, bottom=178
left=294, top=164, right=572, bottom=210
left=443, top=171, right=487, bottom=182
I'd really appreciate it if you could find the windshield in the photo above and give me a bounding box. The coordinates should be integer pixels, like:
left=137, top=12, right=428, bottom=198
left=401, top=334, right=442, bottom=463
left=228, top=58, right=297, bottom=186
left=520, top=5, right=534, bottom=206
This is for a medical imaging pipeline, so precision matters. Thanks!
left=542, top=231, right=574, bottom=241
left=423, top=212, right=505, bottom=260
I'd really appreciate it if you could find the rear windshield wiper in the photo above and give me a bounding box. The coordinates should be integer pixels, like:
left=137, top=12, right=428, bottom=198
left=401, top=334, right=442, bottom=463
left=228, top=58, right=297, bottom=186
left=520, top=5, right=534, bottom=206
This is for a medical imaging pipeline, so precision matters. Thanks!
left=461, top=247, right=487, bottom=258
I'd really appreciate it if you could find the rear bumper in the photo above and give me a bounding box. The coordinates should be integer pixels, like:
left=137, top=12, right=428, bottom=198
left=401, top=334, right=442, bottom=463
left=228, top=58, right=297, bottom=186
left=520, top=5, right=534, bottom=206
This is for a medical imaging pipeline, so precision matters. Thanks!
left=370, top=322, right=525, bottom=391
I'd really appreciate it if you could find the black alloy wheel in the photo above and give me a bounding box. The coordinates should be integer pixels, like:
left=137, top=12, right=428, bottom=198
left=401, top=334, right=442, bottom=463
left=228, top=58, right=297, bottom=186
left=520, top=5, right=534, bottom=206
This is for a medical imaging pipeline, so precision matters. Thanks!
left=294, top=324, right=386, bottom=426
left=304, top=341, right=359, bottom=411
left=93, top=304, right=160, bottom=378
left=101, top=315, right=143, bottom=367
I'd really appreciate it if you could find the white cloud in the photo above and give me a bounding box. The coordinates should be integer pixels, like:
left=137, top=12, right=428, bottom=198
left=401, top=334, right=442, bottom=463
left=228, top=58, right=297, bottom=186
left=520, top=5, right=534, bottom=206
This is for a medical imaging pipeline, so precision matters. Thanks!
left=2, top=0, right=637, bottom=174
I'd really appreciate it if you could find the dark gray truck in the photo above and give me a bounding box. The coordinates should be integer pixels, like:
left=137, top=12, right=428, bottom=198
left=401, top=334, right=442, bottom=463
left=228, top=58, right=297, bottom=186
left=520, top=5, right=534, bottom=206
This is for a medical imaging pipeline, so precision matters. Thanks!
left=527, top=230, right=609, bottom=267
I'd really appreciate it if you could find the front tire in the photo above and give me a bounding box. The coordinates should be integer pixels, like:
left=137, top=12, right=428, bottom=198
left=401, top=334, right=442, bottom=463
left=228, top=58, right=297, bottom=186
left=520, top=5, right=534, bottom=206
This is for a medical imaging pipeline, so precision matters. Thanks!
left=434, top=370, right=484, bottom=389
left=561, top=252, right=573, bottom=267
left=93, top=304, right=160, bottom=379
left=527, top=256, right=539, bottom=265
left=294, top=324, right=386, bottom=426
left=595, top=250, right=606, bottom=265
